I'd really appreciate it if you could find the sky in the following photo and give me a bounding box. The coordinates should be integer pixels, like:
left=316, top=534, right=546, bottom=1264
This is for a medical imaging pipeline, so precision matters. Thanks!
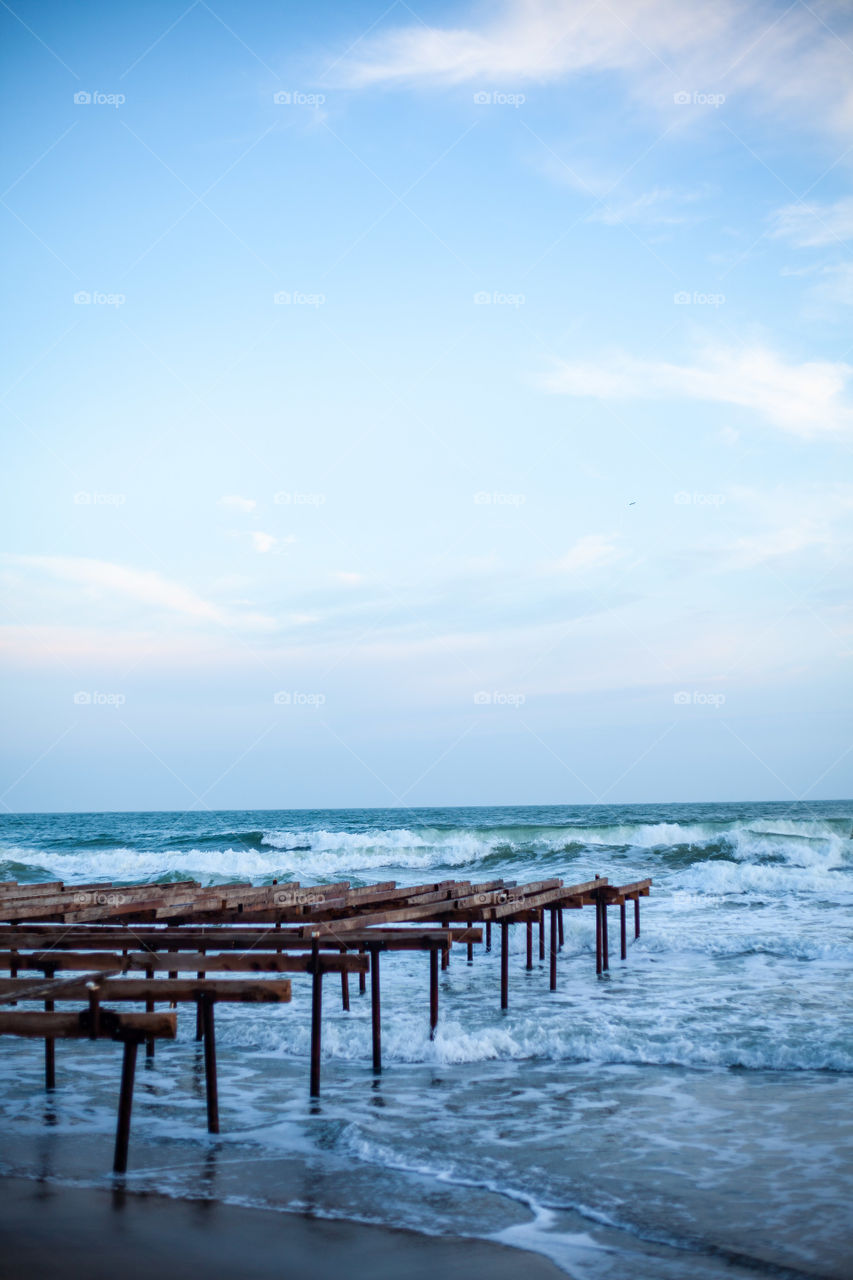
left=1, top=0, right=852, bottom=813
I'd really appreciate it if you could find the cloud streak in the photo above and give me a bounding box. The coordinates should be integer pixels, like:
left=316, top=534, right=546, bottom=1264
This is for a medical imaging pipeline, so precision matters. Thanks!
left=219, top=495, right=257, bottom=512
left=771, top=197, right=853, bottom=249
left=542, top=345, right=853, bottom=437
left=3, top=555, right=275, bottom=631
left=551, top=534, right=624, bottom=573
left=334, top=0, right=853, bottom=135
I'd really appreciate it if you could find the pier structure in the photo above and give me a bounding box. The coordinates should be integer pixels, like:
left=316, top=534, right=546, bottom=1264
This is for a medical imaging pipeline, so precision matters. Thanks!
left=0, top=874, right=650, bottom=1171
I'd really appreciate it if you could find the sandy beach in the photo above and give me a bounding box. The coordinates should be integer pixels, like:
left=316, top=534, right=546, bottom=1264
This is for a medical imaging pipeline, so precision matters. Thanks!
left=0, top=1176, right=567, bottom=1280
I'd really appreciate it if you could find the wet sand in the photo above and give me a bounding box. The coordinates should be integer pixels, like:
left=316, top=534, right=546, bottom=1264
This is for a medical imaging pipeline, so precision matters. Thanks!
left=0, top=1176, right=568, bottom=1280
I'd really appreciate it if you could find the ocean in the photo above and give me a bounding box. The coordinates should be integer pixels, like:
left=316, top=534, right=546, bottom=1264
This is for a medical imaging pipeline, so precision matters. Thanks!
left=1, top=801, right=851, bottom=1279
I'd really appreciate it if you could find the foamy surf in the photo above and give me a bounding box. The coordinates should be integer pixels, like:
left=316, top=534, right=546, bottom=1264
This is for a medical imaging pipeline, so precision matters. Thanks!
left=0, top=800, right=851, bottom=1280
left=2, top=806, right=849, bottom=886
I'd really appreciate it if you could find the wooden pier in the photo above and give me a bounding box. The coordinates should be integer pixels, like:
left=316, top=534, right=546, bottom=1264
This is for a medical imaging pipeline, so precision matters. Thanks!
left=0, top=873, right=651, bottom=1171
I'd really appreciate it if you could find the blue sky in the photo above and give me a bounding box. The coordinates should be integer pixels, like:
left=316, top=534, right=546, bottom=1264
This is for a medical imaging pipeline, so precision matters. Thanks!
left=1, top=0, right=851, bottom=812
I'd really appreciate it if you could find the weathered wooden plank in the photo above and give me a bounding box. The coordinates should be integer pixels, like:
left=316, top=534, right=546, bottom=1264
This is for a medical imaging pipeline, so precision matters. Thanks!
left=155, top=881, right=352, bottom=917
left=491, top=879, right=607, bottom=919
left=0, top=882, right=65, bottom=901
left=0, top=970, right=121, bottom=1003
left=0, top=1011, right=177, bottom=1038
left=311, top=898, right=477, bottom=933
left=601, top=878, right=653, bottom=902
left=0, top=950, right=368, bottom=975
left=0, top=926, right=482, bottom=950
left=0, top=978, right=293, bottom=1003
left=1, top=882, right=202, bottom=923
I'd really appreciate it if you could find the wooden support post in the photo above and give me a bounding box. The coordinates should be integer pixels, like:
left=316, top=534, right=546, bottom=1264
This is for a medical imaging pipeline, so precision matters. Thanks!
left=500, top=922, right=509, bottom=1010
left=602, top=899, right=609, bottom=972
left=595, top=897, right=602, bottom=975
left=620, top=902, right=627, bottom=960
left=485, top=921, right=491, bottom=952
left=539, top=909, right=545, bottom=962
left=467, top=920, right=474, bottom=964
left=558, top=908, right=564, bottom=950
left=441, top=944, right=448, bottom=971
left=429, top=946, right=439, bottom=1040
left=370, top=947, right=381, bottom=1074
left=358, top=946, right=366, bottom=994
left=44, top=963, right=55, bottom=1089
left=145, top=964, right=155, bottom=1059
left=634, top=897, right=641, bottom=939
left=549, top=908, right=558, bottom=991
left=340, top=946, right=350, bottom=1012
left=310, top=946, right=323, bottom=1097
left=113, top=1037, right=139, bottom=1175
left=200, top=994, right=219, bottom=1134
left=87, top=984, right=101, bottom=1039
left=526, top=920, right=533, bottom=970
left=195, top=949, right=205, bottom=1040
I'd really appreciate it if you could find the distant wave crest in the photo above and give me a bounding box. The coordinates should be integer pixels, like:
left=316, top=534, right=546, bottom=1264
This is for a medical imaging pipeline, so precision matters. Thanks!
left=1, top=814, right=849, bottom=888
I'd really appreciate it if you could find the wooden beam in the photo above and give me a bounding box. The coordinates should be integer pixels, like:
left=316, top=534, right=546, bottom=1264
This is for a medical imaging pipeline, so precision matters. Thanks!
left=491, top=879, right=607, bottom=919
left=0, top=951, right=366, bottom=975
left=0, top=978, right=292, bottom=1002
left=0, top=1011, right=177, bottom=1038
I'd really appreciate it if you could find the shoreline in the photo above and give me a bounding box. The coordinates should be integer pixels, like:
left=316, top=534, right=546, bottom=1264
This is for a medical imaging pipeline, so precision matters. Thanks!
left=0, top=1175, right=569, bottom=1280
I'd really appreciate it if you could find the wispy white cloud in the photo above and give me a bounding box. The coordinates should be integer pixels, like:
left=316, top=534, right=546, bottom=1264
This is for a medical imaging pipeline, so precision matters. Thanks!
left=725, top=523, right=834, bottom=568
left=550, top=534, right=624, bottom=573
left=718, top=484, right=853, bottom=567
left=542, top=344, right=853, bottom=438
left=230, top=531, right=296, bottom=554
left=337, top=0, right=724, bottom=86
left=334, top=0, right=853, bottom=135
left=770, top=197, right=853, bottom=248
left=335, top=571, right=364, bottom=585
left=3, top=555, right=275, bottom=630
left=591, top=184, right=710, bottom=227
left=219, top=495, right=257, bottom=512
left=810, top=263, right=853, bottom=309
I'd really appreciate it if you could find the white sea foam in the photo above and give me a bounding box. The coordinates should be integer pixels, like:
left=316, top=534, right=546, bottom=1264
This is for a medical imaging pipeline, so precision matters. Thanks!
left=6, top=846, right=284, bottom=883
left=4, top=813, right=850, bottom=887
left=676, top=858, right=851, bottom=896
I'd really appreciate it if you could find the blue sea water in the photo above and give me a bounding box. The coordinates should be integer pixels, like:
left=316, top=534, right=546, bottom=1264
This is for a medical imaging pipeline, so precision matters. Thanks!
left=0, top=801, right=851, bottom=1278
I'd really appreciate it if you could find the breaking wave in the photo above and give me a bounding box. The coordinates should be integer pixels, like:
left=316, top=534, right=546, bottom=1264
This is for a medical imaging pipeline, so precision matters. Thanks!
left=0, top=810, right=850, bottom=888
